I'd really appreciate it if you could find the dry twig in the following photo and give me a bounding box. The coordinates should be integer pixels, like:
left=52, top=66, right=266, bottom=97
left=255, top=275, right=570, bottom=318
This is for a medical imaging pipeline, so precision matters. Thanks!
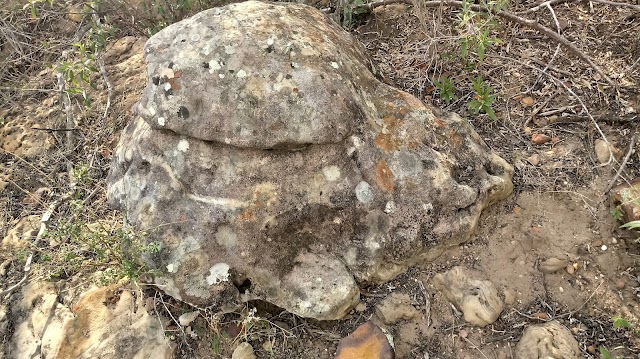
left=361, top=0, right=616, bottom=86
left=605, top=133, right=636, bottom=193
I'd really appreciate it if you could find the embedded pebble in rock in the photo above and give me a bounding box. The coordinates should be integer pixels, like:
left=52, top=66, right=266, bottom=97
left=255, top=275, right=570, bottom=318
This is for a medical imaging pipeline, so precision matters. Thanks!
left=108, top=1, right=513, bottom=320
left=538, top=257, right=568, bottom=274
left=515, top=321, right=581, bottom=359
left=232, top=342, right=257, bottom=359
left=431, top=266, right=504, bottom=327
left=375, top=292, right=420, bottom=325
left=335, top=321, right=394, bottom=359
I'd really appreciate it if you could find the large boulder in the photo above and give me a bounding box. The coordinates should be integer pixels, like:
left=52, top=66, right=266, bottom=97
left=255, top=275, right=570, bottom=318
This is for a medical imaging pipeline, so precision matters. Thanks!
left=107, top=1, right=513, bottom=320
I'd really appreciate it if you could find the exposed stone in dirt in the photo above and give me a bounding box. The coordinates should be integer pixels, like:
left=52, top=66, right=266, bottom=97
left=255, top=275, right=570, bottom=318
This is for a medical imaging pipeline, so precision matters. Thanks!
left=538, top=257, right=569, bottom=274
left=108, top=0, right=513, bottom=321
left=611, top=178, right=640, bottom=223
left=431, top=266, right=504, bottom=327
left=1, top=282, right=175, bottom=359
left=594, top=139, right=620, bottom=165
left=531, top=133, right=551, bottom=145
left=178, top=311, right=199, bottom=326
left=335, top=321, right=394, bottom=359
left=375, top=292, right=420, bottom=325
left=55, top=283, right=175, bottom=359
left=0, top=118, right=54, bottom=158
left=1, top=214, right=39, bottom=248
left=3, top=281, right=74, bottom=359
left=514, top=321, right=581, bottom=359
left=231, top=342, right=257, bottom=359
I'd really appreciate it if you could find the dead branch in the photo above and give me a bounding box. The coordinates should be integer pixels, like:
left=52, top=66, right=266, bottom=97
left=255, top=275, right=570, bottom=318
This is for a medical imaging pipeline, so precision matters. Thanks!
left=488, top=53, right=615, bottom=167
left=517, top=0, right=640, bottom=15
left=91, top=13, right=113, bottom=119
left=605, top=133, right=636, bottom=193
left=362, top=0, right=616, bottom=86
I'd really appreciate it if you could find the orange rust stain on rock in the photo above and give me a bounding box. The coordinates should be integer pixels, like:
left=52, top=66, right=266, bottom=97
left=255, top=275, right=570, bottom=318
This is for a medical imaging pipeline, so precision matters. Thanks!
left=447, top=129, right=463, bottom=147
left=238, top=208, right=256, bottom=222
left=434, top=117, right=447, bottom=129
left=374, top=133, right=399, bottom=153
left=375, top=160, right=395, bottom=192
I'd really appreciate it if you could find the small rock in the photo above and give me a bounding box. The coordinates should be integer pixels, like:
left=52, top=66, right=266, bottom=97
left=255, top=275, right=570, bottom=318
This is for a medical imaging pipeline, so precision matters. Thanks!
left=262, top=340, right=274, bottom=352
left=459, top=329, right=468, bottom=338
left=0, top=259, right=10, bottom=277
left=375, top=292, right=420, bottom=325
left=593, top=240, right=603, bottom=247
left=566, top=264, right=575, bottom=275
left=355, top=302, right=367, bottom=312
left=531, top=133, right=552, bottom=145
left=232, top=342, right=256, bottom=359
left=594, top=139, right=620, bottom=164
left=587, top=345, right=596, bottom=354
left=503, top=289, right=516, bottom=306
left=178, top=311, right=199, bottom=326
left=521, top=96, right=535, bottom=107
left=526, top=154, right=540, bottom=166
left=539, top=258, right=568, bottom=274
left=601, top=245, right=607, bottom=251
left=335, top=321, right=394, bottom=359
left=515, top=322, right=581, bottom=359
left=611, top=178, right=640, bottom=223
left=432, top=266, right=504, bottom=327
left=616, top=279, right=626, bottom=289
left=558, top=286, right=564, bottom=293
left=531, top=312, right=550, bottom=320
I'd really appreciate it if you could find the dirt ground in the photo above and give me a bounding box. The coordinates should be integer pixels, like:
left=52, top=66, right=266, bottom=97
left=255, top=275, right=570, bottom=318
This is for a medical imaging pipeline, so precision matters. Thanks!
left=1, top=0, right=639, bottom=358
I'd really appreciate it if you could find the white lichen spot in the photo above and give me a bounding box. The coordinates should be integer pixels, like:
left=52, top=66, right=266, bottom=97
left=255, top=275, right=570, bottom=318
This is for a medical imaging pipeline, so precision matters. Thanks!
left=177, top=139, right=189, bottom=152
left=385, top=201, right=396, bottom=214
left=166, top=262, right=179, bottom=273
left=215, top=226, right=238, bottom=248
left=191, top=34, right=201, bottom=42
left=148, top=107, right=156, bottom=116
left=331, top=62, right=339, bottom=69
left=219, top=74, right=225, bottom=79
left=322, top=165, right=341, bottom=182
left=355, top=181, right=374, bottom=204
left=164, top=83, right=172, bottom=91
left=158, top=117, right=166, bottom=126
left=291, top=62, right=299, bottom=68
left=206, top=263, right=230, bottom=285
left=236, top=69, right=247, bottom=78
left=208, top=60, right=222, bottom=71
left=422, top=203, right=433, bottom=213
left=224, top=45, right=236, bottom=55
left=224, top=138, right=231, bottom=144
left=266, top=37, right=275, bottom=46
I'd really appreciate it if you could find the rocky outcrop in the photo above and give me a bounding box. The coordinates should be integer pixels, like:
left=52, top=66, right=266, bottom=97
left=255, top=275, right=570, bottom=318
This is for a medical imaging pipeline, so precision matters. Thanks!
left=1, top=282, right=175, bottom=359
left=107, top=1, right=513, bottom=320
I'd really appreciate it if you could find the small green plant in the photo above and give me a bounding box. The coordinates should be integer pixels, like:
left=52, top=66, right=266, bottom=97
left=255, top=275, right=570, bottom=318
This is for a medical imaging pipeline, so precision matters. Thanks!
left=599, top=346, right=618, bottom=359
left=434, top=77, right=456, bottom=104
left=467, top=75, right=497, bottom=120
left=342, top=0, right=370, bottom=28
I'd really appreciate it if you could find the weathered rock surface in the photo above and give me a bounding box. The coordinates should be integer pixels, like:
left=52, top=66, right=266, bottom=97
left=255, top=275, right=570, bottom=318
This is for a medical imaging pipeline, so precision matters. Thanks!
left=431, top=266, right=504, bottom=327
left=2, top=215, right=39, bottom=248
left=335, top=321, right=394, bottom=359
left=1, top=282, right=174, bottom=359
left=611, top=177, right=640, bottom=223
left=514, top=321, right=581, bottom=359
left=375, top=292, right=420, bottom=325
left=108, top=1, right=513, bottom=320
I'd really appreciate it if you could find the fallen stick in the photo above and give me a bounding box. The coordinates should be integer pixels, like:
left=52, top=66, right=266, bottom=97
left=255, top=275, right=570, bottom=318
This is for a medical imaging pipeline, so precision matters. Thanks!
left=359, top=0, right=616, bottom=86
